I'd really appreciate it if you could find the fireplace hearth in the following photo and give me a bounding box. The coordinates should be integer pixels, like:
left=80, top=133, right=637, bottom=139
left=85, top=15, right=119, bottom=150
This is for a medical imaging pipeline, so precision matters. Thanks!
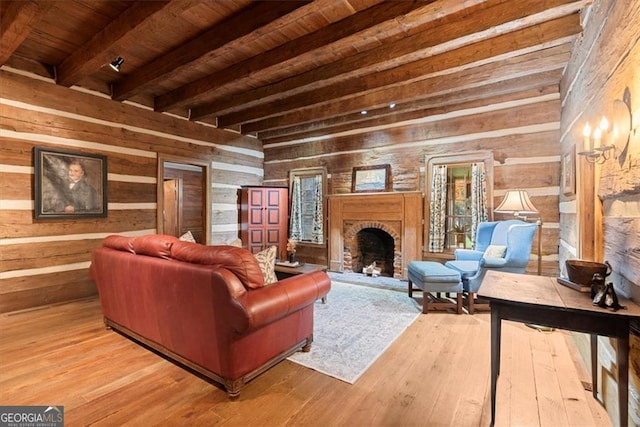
left=328, top=192, right=422, bottom=280
left=345, top=223, right=399, bottom=277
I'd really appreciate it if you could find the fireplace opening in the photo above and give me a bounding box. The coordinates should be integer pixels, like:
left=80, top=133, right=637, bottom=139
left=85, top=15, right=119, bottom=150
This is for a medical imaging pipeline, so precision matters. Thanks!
left=354, top=227, right=394, bottom=277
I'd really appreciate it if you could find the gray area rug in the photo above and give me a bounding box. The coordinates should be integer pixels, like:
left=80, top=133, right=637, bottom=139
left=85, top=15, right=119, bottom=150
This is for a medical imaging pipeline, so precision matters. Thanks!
left=287, top=280, right=420, bottom=384
left=327, top=271, right=408, bottom=292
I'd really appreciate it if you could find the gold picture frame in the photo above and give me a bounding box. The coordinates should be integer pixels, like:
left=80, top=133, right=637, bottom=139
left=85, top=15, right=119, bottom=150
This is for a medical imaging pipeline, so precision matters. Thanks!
left=34, top=147, right=108, bottom=219
left=351, top=164, right=391, bottom=193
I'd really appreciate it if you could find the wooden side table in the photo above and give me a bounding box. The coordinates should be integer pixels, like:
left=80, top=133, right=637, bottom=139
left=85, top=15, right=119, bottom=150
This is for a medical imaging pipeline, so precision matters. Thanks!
left=478, top=270, right=640, bottom=427
left=274, top=262, right=328, bottom=303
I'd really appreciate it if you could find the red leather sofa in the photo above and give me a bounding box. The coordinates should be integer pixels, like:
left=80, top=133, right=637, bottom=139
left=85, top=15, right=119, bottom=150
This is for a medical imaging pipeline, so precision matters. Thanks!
left=89, top=234, right=331, bottom=397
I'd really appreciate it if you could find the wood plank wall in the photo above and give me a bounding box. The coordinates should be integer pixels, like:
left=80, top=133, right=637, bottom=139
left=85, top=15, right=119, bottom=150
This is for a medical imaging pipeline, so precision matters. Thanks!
left=264, top=85, right=563, bottom=275
left=0, top=69, right=263, bottom=313
left=559, top=0, right=640, bottom=424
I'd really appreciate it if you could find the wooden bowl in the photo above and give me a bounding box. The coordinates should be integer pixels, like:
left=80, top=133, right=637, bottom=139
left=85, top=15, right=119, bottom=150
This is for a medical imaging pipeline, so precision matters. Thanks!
left=565, top=260, right=610, bottom=285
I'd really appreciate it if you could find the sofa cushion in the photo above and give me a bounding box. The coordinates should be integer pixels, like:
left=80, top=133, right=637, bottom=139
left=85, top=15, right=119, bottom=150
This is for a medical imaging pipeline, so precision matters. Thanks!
left=102, top=235, right=135, bottom=253
left=131, top=234, right=179, bottom=259
left=225, top=238, right=242, bottom=247
left=483, top=244, right=507, bottom=259
left=170, top=241, right=265, bottom=289
left=254, top=245, right=277, bottom=285
left=179, top=230, right=196, bottom=243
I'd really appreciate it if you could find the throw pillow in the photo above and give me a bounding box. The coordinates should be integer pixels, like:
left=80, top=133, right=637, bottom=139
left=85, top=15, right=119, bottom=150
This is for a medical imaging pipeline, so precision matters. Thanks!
left=484, top=244, right=507, bottom=259
left=225, top=238, right=242, bottom=247
left=179, top=230, right=196, bottom=243
left=254, top=245, right=277, bottom=285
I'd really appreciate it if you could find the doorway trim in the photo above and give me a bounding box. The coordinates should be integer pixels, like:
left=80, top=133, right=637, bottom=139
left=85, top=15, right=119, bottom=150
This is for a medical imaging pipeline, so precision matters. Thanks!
left=157, top=154, right=211, bottom=245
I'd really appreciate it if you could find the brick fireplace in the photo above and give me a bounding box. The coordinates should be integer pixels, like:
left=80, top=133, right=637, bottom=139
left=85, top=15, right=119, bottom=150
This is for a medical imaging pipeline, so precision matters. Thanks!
left=328, top=192, right=422, bottom=280
left=344, top=221, right=400, bottom=277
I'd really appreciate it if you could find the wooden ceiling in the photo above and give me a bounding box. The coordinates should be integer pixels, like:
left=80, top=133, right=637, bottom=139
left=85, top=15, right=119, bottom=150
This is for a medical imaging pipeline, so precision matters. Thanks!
left=0, top=0, right=590, bottom=145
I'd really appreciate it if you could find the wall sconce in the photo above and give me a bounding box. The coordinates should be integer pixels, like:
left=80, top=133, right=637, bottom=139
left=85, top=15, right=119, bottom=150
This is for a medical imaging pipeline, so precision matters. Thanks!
left=109, top=56, right=124, bottom=72
left=578, top=116, right=614, bottom=164
left=578, top=98, right=632, bottom=164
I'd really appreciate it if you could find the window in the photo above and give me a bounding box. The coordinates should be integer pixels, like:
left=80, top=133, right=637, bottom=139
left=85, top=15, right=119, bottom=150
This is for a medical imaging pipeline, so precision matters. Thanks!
left=424, top=151, right=494, bottom=254
left=289, top=167, right=327, bottom=245
left=448, top=166, right=473, bottom=249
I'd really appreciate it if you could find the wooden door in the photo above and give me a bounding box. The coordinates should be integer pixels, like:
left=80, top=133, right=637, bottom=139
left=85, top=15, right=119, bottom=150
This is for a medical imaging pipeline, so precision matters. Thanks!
left=247, top=188, right=266, bottom=253
left=162, top=164, right=205, bottom=243
left=163, top=179, right=179, bottom=237
left=264, top=187, right=288, bottom=257
left=157, top=156, right=210, bottom=245
left=241, top=187, right=288, bottom=257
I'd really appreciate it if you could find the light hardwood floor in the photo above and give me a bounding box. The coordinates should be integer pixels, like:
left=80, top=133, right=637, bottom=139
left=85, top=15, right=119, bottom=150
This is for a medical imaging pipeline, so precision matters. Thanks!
left=0, top=296, right=612, bottom=426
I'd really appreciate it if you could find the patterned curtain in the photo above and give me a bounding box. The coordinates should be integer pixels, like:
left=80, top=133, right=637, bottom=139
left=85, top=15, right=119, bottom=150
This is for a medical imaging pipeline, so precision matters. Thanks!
left=311, top=175, right=323, bottom=243
left=289, top=176, right=302, bottom=241
left=428, top=165, right=447, bottom=252
left=470, top=162, right=488, bottom=244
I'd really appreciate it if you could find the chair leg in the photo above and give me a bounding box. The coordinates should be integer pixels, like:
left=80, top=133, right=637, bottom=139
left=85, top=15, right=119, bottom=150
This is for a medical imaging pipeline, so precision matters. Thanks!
left=456, top=292, right=463, bottom=314
left=468, top=292, right=475, bottom=315
left=422, top=292, right=429, bottom=314
left=408, top=280, right=413, bottom=298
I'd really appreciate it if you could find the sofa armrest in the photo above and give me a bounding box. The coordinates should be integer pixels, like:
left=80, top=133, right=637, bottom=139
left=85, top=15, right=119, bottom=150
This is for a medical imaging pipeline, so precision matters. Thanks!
left=454, top=249, right=483, bottom=261
left=479, top=257, right=508, bottom=268
left=215, top=269, right=331, bottom=334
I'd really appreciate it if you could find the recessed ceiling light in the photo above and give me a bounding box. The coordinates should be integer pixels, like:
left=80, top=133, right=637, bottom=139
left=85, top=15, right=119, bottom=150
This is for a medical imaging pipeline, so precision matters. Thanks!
left=361, top=110, right=367, bottom=115
left=389, top=103, right=396, bottom=109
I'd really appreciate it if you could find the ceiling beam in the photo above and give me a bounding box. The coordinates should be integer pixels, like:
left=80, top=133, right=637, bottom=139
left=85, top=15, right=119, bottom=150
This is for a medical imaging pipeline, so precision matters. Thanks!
left=0, top=0, right=53, bottom=65
left=188, top=0, right=496, bottom=121
left=247, top=43, right=572, bottom=136
left=215, top=13, right=581, bottom=127
left=193, top=0, right=583, bottom=124
left=153, top=1, right=432, bottom=112
left=55, top=1, right=171, bottom=87
left=111, top=1, right=311, bottom=101
left=259, top=71, right=563, bottom=144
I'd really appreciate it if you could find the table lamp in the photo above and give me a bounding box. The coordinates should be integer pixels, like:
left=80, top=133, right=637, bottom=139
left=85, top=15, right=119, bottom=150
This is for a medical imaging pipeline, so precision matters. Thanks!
left=494, top=190, right=542, bottom=276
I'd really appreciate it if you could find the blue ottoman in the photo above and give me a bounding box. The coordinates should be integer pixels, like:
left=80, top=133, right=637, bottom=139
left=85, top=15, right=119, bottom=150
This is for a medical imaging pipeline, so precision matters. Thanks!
left=408, top=261, right=463, bottom=314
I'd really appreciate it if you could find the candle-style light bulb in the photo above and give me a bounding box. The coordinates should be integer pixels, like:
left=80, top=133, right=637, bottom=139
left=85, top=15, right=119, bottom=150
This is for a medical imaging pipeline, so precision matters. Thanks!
left=583, top=122, right=591, bottom=151
left=593, top=127, right=601, bottom=149
left=599, top=116, right=609, bottom=131
left=599, top=116, right=609, bottom=148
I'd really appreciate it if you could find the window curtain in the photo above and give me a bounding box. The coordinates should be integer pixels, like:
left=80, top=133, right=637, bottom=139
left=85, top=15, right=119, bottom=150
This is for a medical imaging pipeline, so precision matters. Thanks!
left=428, top=165, right=447, bottom=252
left=311, top=175, right=323, bottom=243
left=470, top=162, right=488, bottom=244
left=289, top=176, right=302, bottom=241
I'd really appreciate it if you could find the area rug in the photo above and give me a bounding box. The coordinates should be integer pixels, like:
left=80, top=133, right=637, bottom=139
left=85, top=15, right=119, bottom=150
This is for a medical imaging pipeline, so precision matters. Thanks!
left=327, top=271, right=407, bottom=292
left=287, top=280, right=420, bottom=384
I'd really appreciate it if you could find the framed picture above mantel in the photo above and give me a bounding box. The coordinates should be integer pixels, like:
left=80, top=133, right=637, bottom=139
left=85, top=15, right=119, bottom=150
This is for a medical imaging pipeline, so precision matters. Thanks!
left=351, top=164, right=391, bottom=193
left=34, top=147, right=108, bottom=219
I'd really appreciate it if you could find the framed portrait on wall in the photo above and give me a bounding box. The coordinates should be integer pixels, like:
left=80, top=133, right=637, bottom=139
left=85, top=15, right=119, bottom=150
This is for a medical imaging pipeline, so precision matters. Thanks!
left=561, top=149, right=575, bottom=196
left=351, top=164, right=391, bottom=193
left=34, top=147, right=108, bottom=219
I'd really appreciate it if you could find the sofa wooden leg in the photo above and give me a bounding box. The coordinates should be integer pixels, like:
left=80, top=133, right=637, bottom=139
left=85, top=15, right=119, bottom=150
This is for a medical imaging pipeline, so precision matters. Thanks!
left=422, top=293, right=429, bottom=314
left=456, top=293, right=463, bottom=314
left=408, top=280, right=413, bottom=298
left=103, top=317, right=112, bottom=330
left=225, top=379, right=243, bottom=399
left=302, top=335, right=313, bottom=352
left=468, top=292, right=475, bottom=315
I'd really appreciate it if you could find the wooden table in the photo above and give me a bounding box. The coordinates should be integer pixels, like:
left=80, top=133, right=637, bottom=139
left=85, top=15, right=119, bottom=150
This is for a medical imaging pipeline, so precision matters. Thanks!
left=274, top=262, right=328, bottom=303
left=478, top=270, right=640, bottom=427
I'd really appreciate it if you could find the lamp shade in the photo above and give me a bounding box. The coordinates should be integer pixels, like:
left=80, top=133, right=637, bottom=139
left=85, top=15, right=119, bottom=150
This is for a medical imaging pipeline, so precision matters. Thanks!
left=495, top=190, right=538, bottom=215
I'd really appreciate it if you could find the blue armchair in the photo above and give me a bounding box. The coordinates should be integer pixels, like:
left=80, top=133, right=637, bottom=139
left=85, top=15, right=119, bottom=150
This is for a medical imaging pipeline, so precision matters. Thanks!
left=445, top=219, right=537, bottom=313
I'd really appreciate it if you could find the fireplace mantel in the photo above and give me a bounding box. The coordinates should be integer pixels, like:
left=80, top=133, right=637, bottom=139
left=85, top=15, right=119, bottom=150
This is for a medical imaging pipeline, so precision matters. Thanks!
left=328, top=192, right=423, bottom=280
